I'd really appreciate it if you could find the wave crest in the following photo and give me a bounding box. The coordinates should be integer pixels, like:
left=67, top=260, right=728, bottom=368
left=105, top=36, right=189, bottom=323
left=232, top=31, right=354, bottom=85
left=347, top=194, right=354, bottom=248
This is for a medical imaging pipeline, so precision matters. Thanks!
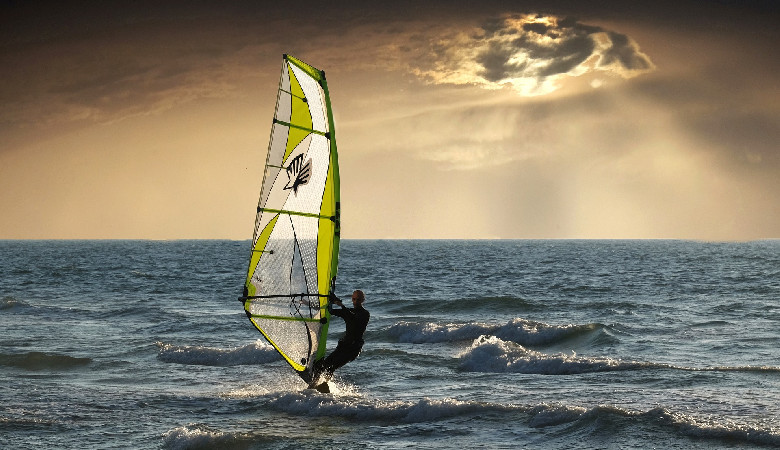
left=648, top=407, right=780, bottom=447
left=264, top=392, right=518, bottom=423
left=458, top=336, right=780, bottom=375
left=495, top=319, right=604, bottom=346
left=526, top=403, right=780, bottom=446
left=1, top=296, right=30, bottom=311
left=387, top=318, right=607, bottom=346
left=459, top=336, right=643, bottom=374
left=387, top=321, right=497, bottom=343
left=163, top=424, right=256, bottom=450
left=156, top=341, right=279, bottom=366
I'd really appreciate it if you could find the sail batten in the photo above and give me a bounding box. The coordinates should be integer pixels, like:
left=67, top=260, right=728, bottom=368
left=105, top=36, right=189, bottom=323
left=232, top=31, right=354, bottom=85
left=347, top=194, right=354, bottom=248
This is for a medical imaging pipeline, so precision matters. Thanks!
left=249, top=315, right=324, bottom=323
left=272, top=119, right=329, bottom=137
left=242, top=54, right=340, bottom=383
left=256, top=207, right=335, bottom=221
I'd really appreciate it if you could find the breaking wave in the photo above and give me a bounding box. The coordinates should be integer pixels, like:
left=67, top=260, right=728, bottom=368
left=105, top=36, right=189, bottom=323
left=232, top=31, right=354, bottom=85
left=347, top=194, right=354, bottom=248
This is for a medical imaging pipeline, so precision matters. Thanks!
left=387, top=318, right=608, bottom=346
left=156, top=341, right=280, bottom=366
left=263, top=392, right=519, bottom=423
left=646, top=407, right=780, bottom=447
left=459, top=335, right=644, bottom=374
left=163, top=424, right=262, bottom=450
left=527, top=404, right=780, bottom=446
left=458, top=336, right=780, bottom=375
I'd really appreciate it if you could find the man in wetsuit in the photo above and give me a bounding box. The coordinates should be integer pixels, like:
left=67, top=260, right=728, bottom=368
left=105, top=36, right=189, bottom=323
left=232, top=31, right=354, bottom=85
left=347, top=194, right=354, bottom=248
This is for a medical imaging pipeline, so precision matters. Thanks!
left=314, top=289, right=370, bottom=381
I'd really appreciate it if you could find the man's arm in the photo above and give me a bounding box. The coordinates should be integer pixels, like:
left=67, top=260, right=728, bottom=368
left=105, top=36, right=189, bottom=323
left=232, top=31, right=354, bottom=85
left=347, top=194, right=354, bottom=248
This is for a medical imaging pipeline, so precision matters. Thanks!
left=328, top=294, right=345, bottom=314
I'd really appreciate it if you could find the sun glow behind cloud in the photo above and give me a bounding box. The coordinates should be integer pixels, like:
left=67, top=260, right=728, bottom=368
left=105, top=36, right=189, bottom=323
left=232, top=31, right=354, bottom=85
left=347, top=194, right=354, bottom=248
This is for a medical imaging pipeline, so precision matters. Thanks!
left=412, top=14, right=654, bottom=96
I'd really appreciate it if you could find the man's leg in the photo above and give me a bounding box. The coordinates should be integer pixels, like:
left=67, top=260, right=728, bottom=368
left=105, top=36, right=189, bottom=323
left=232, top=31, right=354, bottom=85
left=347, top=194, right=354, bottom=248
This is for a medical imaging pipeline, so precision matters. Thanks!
left=314, top=341, right=364, bottom=383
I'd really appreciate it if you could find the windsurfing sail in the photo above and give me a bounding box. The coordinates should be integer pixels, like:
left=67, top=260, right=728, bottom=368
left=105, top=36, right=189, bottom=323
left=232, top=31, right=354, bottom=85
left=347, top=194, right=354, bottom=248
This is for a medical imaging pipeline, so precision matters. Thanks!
left=240, top=54, right=340, bottom=384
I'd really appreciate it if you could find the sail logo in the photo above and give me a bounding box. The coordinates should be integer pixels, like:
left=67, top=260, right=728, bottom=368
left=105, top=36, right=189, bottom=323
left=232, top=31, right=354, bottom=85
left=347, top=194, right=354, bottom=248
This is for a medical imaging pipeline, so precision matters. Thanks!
left=284, top=154, right=312, bottom=194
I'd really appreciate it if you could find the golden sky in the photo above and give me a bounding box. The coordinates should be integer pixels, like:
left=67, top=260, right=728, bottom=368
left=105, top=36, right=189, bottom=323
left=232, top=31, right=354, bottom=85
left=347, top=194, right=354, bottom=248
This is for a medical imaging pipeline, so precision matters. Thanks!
left=1, top=0, right=778, bottom=240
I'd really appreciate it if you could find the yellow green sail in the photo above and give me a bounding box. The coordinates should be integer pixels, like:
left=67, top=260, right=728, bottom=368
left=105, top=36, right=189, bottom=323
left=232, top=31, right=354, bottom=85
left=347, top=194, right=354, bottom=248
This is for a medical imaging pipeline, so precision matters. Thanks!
left=241, top=54, right=340, bottom=383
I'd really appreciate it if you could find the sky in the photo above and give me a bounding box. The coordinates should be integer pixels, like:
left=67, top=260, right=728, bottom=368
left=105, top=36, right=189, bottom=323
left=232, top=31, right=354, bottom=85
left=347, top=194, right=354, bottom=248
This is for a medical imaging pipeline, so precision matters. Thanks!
left=1, top=0, right=778, bottom=240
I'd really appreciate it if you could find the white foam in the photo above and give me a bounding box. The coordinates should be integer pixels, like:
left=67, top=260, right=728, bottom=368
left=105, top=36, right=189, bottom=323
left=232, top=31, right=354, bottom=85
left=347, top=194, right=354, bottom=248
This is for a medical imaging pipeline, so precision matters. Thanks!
left=156, top=340, right=280, bottom=366
left=459, top=335, right=643, bottom=374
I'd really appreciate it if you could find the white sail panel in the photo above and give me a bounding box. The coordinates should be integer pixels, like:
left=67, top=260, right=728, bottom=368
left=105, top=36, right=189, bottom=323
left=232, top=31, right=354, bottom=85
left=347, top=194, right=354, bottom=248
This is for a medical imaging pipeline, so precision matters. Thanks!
left=289, top=64, right=328, bottom=133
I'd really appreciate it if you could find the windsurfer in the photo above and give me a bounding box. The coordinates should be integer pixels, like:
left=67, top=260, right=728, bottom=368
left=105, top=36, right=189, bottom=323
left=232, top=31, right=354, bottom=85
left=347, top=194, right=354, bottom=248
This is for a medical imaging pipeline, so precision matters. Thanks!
left=313, top=290, right=370, bottom=382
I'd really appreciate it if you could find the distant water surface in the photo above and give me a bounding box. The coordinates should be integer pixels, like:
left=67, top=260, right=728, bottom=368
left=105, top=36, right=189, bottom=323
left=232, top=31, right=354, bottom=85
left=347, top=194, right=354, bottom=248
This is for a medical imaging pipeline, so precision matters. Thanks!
left=1, top=240, right=778, bottom=448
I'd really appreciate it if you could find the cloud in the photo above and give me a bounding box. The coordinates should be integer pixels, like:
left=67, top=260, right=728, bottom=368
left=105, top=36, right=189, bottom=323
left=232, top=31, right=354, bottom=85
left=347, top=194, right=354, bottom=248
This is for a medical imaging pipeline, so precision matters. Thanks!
left=410, top=14, right=654, bottom=96
left=0, top=34, right=249, bottom=133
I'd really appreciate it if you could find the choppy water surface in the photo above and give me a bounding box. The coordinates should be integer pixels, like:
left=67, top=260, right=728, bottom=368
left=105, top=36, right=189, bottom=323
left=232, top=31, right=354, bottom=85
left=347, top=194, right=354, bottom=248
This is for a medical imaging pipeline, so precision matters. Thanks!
left=1, top=240, right=778, bottom=448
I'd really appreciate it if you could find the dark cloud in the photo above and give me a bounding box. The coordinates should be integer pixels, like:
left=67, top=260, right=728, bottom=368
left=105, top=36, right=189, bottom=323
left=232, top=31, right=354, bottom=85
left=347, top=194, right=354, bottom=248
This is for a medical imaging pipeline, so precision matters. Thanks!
left=522, top=22, right=550, bottom=35
left=414, top=14, right=655, bottom=96
left=599, top=31, right=653, bottom=72
left=476, top=42, right=526, bottom=82
left=3, top=0, right=772, bottom=132
left=0, top=4, right=276, bottom=134
left=526, top=32, right=595, bottom=76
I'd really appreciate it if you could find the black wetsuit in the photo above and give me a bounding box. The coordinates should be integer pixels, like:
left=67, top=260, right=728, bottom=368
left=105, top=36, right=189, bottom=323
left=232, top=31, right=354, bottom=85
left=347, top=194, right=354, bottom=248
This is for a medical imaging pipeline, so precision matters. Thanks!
left=316, top=302, right=370, bottom=377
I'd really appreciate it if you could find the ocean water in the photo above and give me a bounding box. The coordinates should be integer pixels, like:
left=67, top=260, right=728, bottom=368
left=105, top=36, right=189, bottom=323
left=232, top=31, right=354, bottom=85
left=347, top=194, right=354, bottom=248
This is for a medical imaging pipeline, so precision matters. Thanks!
left=1, top=239, right=779, bottom=449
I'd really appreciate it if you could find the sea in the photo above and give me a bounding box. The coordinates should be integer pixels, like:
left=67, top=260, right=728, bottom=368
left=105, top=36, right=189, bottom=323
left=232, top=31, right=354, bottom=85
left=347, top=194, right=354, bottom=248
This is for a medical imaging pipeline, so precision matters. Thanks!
left=1, top=239, right=778, bottom=449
